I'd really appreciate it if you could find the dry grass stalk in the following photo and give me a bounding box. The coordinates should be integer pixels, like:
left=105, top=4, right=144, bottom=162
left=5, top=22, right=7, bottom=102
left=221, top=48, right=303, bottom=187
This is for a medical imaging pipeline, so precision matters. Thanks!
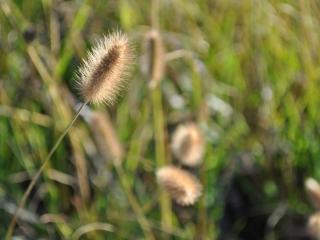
left=90, top=112, right=124, bottom=165
left=142, top=30, right=165, bottom=88
left=69, top=129, right=90, bottom=202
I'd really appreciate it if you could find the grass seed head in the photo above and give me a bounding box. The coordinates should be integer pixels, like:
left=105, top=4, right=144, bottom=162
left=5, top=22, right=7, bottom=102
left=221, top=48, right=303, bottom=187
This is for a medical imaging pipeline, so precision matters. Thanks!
left=305, top=178, right=320, bottom=210
left=308, top=212, right=320, bottom=238
left=78, top=31, right=133, bottom=105
left=156, top=165, right=202, bottom=206
left=171, top=123, right=205, bottom=167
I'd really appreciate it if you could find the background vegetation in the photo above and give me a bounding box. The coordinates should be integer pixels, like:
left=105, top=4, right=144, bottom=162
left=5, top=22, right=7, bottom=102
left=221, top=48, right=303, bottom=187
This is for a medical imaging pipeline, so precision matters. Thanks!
left=1, top=0, right=320, bottom=239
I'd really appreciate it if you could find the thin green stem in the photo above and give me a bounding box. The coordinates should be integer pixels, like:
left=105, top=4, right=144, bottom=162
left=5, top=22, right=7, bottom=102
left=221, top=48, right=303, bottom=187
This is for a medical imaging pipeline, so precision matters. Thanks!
left=6, top=101, right=88, bottom=240
left=189, top=60, right=207, bottom=238
left=151, top=0, right=159, bottom=30
left=150, top=0, right=171, bottom=231
left=151, top=86, right=172, bottom=230
left=115, top=164, right=155, bottom=240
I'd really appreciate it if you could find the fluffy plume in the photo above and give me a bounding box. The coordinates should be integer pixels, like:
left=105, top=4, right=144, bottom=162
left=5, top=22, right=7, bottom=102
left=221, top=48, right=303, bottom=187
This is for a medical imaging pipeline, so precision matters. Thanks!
left=78, top=31, right=133, bottom=104
left=156, top=166, right=202, bottom=206
left=308, top=212, right=320, bottom=238
left=171, top=123, right=205, bottom=167
left=305, top=178, right=320, bottom=210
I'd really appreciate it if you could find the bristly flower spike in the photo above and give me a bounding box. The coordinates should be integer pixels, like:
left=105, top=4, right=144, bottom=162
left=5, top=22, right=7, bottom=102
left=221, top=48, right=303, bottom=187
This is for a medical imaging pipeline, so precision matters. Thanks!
left=6, top=31, right=134, bottom=240
left=78, top=31, right=133, bottom=105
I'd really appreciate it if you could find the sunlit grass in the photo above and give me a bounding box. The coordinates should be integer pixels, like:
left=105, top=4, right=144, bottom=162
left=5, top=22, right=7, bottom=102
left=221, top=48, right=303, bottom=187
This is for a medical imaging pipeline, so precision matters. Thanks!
left=1, top=0, right=320, bottom=239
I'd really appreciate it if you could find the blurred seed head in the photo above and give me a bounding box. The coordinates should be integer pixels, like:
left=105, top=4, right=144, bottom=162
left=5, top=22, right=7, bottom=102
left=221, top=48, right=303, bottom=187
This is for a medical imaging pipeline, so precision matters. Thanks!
left=305, top=178, right=320, bottom=210
left=156, top=166, right=202, bottom=206
left=78, top=31, right=133, bottom=104
left=171, top=123, right=205, bottom=167
left=308, top=212, right=320, bottom=239
left=141, top=30, right=165, bottom=88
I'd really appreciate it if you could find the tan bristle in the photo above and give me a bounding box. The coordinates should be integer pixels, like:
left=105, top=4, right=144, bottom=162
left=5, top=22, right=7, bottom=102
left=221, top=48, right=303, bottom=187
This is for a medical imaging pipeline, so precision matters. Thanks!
left=156, top=166, right=202, bottom=206
left=78, top=31, right=133, bottom=104
left=171, top=123, right=205, bottom=167
left=308, top=212, right=320, bottom=238
left=305, top=178, right=320, bottom=210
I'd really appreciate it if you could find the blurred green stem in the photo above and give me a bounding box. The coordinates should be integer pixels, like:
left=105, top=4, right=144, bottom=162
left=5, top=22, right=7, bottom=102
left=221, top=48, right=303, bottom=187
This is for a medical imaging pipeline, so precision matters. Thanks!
left=6, top=101, right=88, bottom=240
left=190, top=60, right=208, bottom=237
left=115, top=165, right=155, bottom=240
left=150, top=0, right=172, bottom=233
left=151, top=86, right=172, bottom=230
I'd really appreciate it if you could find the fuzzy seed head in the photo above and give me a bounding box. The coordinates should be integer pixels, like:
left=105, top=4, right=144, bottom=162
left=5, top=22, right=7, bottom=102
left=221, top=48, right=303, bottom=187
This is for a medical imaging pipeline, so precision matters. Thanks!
left=156, top=166, right=202, bottom=206
left=306, top=178, right=320, bottom=210
left=308, top=212, right=320, bottom=238
left=171, top=123, right=205, bottom=167
left=78, top=32, right=133, bottom=104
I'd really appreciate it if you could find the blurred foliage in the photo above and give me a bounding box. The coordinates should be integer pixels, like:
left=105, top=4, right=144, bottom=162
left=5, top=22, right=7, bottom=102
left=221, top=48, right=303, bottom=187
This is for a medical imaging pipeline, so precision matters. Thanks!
left=1, top=0, right=320, bottom=239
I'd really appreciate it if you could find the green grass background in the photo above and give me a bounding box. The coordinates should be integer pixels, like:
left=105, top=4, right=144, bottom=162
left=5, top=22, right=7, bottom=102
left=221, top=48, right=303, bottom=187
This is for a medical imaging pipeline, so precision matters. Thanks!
left=1, top=0, right=320, bottom=239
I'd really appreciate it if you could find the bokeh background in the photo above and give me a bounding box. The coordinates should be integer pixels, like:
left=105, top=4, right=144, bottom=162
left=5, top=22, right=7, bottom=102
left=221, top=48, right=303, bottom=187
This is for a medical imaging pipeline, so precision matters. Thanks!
left=1, top=0, right=320, bottom=239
